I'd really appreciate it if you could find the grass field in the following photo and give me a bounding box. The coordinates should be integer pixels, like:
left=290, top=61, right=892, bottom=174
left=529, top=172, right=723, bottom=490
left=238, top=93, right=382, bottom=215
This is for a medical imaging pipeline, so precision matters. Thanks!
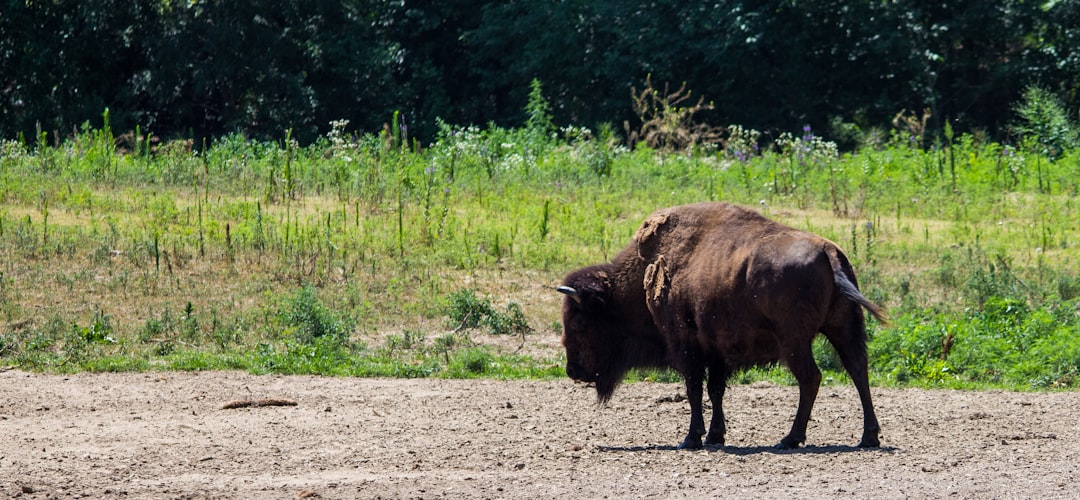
left=1, top=115, right=1078, bottom=390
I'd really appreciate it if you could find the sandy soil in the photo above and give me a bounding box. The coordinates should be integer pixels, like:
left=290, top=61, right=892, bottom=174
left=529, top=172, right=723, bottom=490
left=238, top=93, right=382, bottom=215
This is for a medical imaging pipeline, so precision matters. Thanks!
left=1, top=369, right=1077, bottom=499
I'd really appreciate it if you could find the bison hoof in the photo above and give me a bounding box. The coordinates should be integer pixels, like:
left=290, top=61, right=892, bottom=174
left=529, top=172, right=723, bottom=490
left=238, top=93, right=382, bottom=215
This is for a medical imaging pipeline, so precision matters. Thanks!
left=704, top=433, right=725, bottom=447
left=678, top=437, right=703, bottom=450
left=858, top=436, right=880, bottom=448
left=776, top=436, right=803, bottom=450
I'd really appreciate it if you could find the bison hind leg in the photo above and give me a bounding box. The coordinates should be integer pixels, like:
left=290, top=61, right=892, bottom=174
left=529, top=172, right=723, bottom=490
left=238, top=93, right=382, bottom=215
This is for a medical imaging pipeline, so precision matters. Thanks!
left=704, top=363, right=731, bottom=446
left=822, top=315, right=881, bottom=448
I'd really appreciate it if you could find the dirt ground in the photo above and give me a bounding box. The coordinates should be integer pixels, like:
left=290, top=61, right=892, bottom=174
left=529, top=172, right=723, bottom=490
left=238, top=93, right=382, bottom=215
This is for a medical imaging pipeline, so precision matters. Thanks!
left=1, top=370, right=1077, bottom=499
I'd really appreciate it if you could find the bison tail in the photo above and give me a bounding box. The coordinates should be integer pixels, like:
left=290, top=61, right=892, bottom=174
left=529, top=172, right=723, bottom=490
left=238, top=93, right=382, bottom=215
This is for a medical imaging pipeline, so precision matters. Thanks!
left=833, top=271, right=889, bottom=324
left=826, top=245, right=889, bottom=325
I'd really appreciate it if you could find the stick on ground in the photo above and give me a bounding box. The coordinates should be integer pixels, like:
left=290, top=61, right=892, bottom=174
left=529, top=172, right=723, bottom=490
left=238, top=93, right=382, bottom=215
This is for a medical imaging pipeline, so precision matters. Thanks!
left=220, top=398, right=298, bottom=410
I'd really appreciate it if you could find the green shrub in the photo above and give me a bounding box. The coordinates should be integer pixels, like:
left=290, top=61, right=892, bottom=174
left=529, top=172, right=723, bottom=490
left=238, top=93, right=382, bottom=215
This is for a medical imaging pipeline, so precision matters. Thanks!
left=445, top=347, right=495, bottom=378
left=1057, top=274, right=1080, bottom=301
left=384, top=328, right=425, bottom=354
left=253, top=337, right=358, bottom=375
left=445, top=289, right=531, bottom=336
left=1014, top=85, right=1079, bottom=160
left=446, top=289, right=494, bottom=330
left=282, top=286, right=355, bottom=344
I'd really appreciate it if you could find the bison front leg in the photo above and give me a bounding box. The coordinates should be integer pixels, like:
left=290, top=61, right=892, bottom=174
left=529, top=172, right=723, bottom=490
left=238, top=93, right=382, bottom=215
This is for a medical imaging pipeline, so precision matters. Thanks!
left=678, top=362, right=707, bottom=450
left=779, top=344, right=821, bottom=450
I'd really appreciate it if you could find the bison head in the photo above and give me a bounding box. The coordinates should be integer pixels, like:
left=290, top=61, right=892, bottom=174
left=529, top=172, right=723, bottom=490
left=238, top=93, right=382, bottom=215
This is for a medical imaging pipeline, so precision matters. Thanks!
left=558, top=265, right=656, bottom=402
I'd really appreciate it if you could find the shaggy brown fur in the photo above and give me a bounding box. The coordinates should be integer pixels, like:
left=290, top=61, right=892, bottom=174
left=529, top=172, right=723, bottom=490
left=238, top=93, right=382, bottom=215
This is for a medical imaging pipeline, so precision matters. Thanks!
left=558, top=202, right=885, bottom=450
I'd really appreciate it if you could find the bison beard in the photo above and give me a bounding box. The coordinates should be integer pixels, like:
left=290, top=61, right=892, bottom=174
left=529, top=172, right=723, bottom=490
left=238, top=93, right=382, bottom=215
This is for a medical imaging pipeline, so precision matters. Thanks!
left=558, top=202, right=886, bottom=450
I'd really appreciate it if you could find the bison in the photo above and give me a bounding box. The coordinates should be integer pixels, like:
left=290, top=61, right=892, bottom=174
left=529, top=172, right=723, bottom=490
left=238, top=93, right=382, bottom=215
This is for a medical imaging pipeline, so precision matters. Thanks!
left=557, top=202, right=886, bottom=450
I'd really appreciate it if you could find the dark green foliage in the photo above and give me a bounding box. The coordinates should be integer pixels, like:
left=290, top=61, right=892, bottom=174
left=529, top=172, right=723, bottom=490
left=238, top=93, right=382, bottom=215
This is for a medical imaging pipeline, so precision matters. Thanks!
left=0, top=0, right=162, bottom=140
left=3, top=1, right=1080, bottom=144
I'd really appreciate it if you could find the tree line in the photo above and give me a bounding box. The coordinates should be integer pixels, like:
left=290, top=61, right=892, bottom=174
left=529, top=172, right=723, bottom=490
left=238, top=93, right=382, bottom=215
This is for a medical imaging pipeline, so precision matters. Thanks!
left=2, top=0, right=1078, bottom=146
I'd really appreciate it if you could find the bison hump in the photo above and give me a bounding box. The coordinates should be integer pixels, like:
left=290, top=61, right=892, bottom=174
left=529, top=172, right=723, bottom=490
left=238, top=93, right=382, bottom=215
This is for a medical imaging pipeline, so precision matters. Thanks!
left=634, top=212, right=671, bottom=260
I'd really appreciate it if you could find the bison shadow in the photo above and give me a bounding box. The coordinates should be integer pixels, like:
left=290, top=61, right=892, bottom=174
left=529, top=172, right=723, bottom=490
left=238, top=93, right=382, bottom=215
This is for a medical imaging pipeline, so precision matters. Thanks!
left=596, top=443, right=898, bottom=455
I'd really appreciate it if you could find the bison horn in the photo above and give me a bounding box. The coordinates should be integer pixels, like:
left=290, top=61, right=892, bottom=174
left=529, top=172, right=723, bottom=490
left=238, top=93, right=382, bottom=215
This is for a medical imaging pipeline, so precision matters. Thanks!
left=556, top=286, right=578, bottom=296
left=556, top=286, right=582, bottom=303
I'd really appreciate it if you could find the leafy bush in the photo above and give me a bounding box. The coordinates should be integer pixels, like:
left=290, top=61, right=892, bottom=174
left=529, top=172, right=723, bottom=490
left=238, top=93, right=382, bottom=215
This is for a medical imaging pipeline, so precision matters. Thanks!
left=445, top=289, right=531, bottom=336
left=281, top=286, right=355, bottom=345
left=486, top=302, right=530, bottom=337
left=445, top=347, right=496, bottom=378
left=446, top=289, right=493, bottom=330
left=1014, top=85, right=1079, bottom=160
left=253, top=337, right=359, bottom=375
left=1058, top=275, right=1080, bottom=301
